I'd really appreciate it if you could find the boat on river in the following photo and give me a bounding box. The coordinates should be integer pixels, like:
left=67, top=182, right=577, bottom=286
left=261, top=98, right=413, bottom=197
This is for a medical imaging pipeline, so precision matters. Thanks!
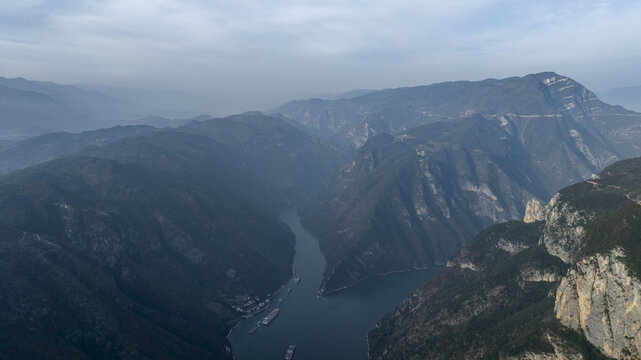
left=261, top=308, right=280, bottom=325
left=285, top=345, right=295, bottom=360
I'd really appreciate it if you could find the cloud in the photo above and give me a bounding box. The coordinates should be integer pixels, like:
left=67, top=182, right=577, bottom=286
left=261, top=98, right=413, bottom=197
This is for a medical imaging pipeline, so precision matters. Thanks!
left=0, top=0, right=639, bottom=111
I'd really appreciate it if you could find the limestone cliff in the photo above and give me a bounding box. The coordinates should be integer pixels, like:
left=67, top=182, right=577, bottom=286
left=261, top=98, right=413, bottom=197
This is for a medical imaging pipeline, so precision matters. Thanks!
left=555, top=248, right=641, bottom=359
left=537, top=193, right=594, bottom=263
left=523, top=199, right=544, bottom=223
left=368, top=157, right=641, bottom=359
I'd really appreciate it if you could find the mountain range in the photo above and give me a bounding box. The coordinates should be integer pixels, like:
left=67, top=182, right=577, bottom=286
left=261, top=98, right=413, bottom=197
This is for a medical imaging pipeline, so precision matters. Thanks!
left=293, top=72, right=641, bottom=294
left=1, top=71, right=641, bottom=359
left=0, top=76, right=233, bottom=139
left=0, top=77, right=135, bottom=138
left=276, top=72, right=641, bottom=155
left=600, top=86, right=641, bottom=113
left=0, top=112, right=340, bottom=359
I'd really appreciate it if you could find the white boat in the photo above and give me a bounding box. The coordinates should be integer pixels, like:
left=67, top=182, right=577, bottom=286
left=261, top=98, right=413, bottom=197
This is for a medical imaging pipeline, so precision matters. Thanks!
left=261, top=308, right=280, bottom=325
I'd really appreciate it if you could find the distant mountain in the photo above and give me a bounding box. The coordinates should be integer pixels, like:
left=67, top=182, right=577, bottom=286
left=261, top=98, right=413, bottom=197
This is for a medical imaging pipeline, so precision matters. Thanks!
left=368, top=157, right=641, bottom=359
left=0, top=112, right=341, bottom=211
left=0, top=76, right=138, bottom=139
left=74, top=84, right=222, bottom=118
left=0, top=156, right=295, bottom=359
left=0, top=76, right=135, bottom=121
left=289, top=89, right=377, bottom=102
left=123, top=114, right=213, bottom=128
left=275, top=72, right=641, bottom=157
left=0, top=84, right=89, bottom=138
left=298, top=72, right=641, bottom=294
left=330, top=89, right=377, bottom=100
left=0, top=76, right=220, bottom=139
left=178, top=112, right=344, bottom=207
left=600, top=85, right=641, bottom=113
left=0, top=125, right=160, bottom=175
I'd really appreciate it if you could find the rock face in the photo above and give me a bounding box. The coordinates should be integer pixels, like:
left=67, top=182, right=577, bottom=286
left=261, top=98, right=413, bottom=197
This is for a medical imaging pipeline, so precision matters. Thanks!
left=524, top=199, right=544, bottom=223
left=537, top=193, right=594, bottom=263
left=368, top=156, right=641, bottom=360
left=555, top=249, right=641, bottom=359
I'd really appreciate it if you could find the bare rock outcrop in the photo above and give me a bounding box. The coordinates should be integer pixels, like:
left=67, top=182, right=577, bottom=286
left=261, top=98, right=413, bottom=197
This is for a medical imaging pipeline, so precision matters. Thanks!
left=523, top=199, right=544, bottom=223
left=555, top=248, right=641, bottom=359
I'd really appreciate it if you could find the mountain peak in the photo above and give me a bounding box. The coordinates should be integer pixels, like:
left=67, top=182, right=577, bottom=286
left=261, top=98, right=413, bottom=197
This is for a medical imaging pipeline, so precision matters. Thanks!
left=274, top=72, right=638, bottom=152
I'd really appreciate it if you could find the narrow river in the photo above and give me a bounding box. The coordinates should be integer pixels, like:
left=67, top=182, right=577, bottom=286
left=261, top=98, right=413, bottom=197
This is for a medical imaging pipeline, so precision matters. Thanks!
left=228, top=208, right=443, bottom=359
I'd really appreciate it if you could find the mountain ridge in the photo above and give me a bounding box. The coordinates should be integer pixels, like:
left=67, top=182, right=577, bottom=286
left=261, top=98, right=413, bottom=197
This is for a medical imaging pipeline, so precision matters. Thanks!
left=298, top=72, right=641, bottom=295
left=274, top=72, right=640, bottom=156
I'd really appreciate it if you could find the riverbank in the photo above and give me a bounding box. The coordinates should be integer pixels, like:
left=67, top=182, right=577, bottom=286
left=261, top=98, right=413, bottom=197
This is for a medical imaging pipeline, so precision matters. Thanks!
left=318, top=264, right=445, bottom=297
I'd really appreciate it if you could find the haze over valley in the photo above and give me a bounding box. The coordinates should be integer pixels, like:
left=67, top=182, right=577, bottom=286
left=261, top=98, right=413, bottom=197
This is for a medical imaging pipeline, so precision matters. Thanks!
left=2, top=1, right=641, bottom=359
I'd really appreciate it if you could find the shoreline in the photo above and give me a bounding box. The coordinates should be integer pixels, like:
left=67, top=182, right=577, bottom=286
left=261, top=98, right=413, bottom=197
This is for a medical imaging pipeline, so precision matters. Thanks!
left=227, top=207, right=301, bottom=343
left=318, top=264, right=443, bottom=297
left=226, top=264, right=298, bottom=340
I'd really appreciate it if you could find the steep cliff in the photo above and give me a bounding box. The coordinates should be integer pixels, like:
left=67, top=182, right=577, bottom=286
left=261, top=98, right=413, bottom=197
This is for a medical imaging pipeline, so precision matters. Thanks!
left=368, top=156, right=641, bottom=359
left=556, top=249, right=641, bottom=359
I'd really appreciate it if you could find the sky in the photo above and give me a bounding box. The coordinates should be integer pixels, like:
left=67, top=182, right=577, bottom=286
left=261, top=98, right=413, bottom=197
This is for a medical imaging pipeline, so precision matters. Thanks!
left=1, top=0, right=640, bottom=112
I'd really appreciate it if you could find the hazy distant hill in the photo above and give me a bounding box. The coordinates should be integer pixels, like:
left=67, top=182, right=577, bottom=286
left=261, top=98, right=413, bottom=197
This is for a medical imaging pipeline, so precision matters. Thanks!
left=178, top=112, right=344, bottom=207
left=0, top=125, right=160, bottom=175
left=368, top=157, right=641, bottom=359
left=0, top=84, right=90, bottom=137
left=0, top=112, right=341, bottom=210
left=0, top=76, right=221, bottom=139
left=289, top=89, right=377, bottom=102
left=123, top=114, right=212, bottom=128
left=600, top=85, right=641, bottom=113
left=75, top=84, right=222, bottom=118
left=299, top=72, right=641, bottom=294
left=84, top=114, right=339, bottom=212
left=0, top=76, right=138, bottom=139
left=0, top=77, right=134, bottom=119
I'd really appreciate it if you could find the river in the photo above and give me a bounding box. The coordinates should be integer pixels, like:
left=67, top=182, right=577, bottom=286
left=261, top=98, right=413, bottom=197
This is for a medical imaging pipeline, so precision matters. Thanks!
left=228, top=208, right=443, bottom=360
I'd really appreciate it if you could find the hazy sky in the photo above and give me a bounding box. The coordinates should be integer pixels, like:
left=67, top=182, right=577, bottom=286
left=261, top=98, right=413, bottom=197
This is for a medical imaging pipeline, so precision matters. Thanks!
left=1, top=0, right=640, bottom=111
